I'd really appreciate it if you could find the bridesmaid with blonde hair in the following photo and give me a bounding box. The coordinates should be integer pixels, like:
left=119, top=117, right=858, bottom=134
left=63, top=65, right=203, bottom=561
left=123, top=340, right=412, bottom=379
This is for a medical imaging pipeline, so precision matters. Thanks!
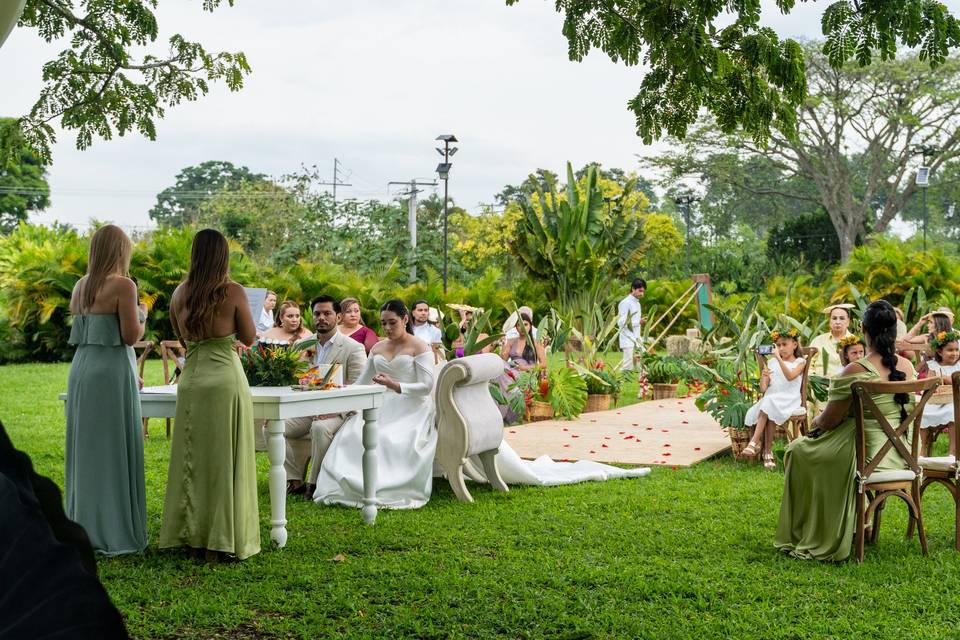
left=160, top=229, right=260, bottom=561
left=66, top=224, right=148, bottom=555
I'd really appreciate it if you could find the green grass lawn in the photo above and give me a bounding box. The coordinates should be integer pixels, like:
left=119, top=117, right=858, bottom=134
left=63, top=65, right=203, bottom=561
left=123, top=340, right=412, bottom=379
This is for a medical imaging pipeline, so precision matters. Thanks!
left=4, top=360, right=960, bottom=639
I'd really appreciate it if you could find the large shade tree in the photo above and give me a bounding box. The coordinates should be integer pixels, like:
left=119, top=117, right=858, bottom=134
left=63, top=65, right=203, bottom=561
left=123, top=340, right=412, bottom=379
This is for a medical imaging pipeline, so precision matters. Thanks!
left=4, top=0, right=250, bottom=164
left=150, top=161, right=267, bottom=228
left=0, top=118, right=49, bottom=233
left=654, top=46, right=960, bottom=259
left=509, top=0, right=960, bottom=145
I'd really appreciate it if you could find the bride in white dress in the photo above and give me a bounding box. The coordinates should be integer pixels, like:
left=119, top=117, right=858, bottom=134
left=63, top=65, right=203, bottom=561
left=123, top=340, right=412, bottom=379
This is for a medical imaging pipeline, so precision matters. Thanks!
left=313, top=300, right=438, bottom=510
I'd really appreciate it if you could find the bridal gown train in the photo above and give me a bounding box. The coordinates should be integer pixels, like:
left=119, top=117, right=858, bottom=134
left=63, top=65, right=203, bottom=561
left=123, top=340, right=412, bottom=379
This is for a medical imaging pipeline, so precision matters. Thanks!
left=313, top=351, right=438, bottom=509
left=466, top=441, right=651, bottom=486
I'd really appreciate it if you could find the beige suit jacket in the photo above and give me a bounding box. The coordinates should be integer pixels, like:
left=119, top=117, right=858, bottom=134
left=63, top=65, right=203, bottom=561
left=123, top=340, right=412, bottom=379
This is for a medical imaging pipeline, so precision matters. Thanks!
left=313, top=330, right=367, bottom=385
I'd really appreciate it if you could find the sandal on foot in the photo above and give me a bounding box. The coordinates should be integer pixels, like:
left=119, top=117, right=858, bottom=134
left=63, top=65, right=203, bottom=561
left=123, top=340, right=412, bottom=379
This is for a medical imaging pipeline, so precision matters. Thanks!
left=740, top=440, right=761, bottom=458
left=763, top=452, right=776, bottom=470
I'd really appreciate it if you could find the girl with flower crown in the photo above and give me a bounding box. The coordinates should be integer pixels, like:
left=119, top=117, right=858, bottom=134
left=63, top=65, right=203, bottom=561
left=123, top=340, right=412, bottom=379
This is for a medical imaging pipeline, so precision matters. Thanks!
left=837, top=334, right=866, bottom=367
left=919, top=329, right=960, bottom=456
left=741, top=328, right=806, bottom=469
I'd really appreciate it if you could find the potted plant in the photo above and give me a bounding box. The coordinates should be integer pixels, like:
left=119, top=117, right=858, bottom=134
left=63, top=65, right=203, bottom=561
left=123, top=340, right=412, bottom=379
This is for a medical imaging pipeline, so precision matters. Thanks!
left=578, top=361, right=623, bottom=412
left=641, top=352, right=688, bottom=400
left=693, top=361, right=760, bottom=456
left=238, top=337, right=317, bottom=387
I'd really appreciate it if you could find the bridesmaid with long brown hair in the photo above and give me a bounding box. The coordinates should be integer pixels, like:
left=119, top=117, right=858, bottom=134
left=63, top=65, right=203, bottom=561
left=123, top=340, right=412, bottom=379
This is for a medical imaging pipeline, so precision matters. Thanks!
left=66, top=224, right=148, bottom=555
left=159, top=229, right=260, bottom=561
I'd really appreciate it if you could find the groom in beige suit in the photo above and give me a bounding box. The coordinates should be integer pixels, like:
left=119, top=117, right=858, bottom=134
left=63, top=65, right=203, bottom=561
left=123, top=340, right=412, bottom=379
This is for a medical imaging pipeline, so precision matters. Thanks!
left=285, top=295, right=368, bottom=496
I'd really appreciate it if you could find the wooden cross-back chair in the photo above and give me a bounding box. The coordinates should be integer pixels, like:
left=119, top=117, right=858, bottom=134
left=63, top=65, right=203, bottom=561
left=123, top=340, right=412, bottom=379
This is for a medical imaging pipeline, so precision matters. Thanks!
left=755, top=346, right=818, bottom=442
left=153, top=340, right=187, bottom=438
left=908, top=371, right=960, bottom=550
left=850, top=376, right=939, bottom=563
left=133, top=340, right=154, bottom=437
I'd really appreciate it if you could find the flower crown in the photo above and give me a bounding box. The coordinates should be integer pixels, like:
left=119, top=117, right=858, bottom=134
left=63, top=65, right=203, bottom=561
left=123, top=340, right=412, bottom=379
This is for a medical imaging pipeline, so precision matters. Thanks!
left=837, top=334, right=864, bottom=350
left=931, top=330, right=960, bottom=350
left=769, top=327, right=799, bottom=341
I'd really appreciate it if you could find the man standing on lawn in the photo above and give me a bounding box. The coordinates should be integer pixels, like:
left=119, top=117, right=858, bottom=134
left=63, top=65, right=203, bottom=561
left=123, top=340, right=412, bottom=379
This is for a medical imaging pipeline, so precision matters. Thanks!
left=618, top=278, right=646, bottom=371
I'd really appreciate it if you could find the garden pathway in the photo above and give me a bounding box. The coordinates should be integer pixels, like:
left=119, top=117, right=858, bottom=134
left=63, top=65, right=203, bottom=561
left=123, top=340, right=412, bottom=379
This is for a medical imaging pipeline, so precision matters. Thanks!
left=503, top=396, right=729, bottom=467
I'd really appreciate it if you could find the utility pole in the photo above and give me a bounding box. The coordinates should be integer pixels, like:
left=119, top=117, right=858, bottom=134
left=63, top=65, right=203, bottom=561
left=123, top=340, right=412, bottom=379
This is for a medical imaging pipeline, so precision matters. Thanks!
left=388, top=179, right=438, bottom=282
left=675, top=194, right=698, bottom=276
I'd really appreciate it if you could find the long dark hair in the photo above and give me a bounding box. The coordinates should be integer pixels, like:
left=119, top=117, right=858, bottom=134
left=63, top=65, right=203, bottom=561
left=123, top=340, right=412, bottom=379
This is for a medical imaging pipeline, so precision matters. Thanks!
left=381, top=299, right=414, bottom=335
left=862, top=300, right=908, bottom=420
left=182, top=229, right=230, bottom=337
left=518, top=313, right=538, bottom=363
left=930, top=313, right=953, bottom=337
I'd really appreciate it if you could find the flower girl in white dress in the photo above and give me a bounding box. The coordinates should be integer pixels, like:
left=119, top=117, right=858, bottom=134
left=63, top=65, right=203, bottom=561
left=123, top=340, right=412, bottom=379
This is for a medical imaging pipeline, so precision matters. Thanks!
left=920, top=329, right=960, bottom=457
left=741, top=329, right=806, bottom=470
left=313, top=300, right=438, bottom=510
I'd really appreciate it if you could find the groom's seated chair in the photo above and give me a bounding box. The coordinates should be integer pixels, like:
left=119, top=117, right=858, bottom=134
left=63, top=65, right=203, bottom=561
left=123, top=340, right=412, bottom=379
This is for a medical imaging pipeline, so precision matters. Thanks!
left=435, top=353, right=509, bottom=502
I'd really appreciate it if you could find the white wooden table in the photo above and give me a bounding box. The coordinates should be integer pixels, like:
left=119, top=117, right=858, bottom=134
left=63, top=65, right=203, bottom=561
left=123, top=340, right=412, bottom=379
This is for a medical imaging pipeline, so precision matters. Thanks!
left=61, top=384, right=385, bottom=547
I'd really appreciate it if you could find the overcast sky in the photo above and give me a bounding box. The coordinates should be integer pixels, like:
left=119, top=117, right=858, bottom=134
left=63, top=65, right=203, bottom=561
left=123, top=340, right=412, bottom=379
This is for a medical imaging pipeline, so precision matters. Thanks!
left=0, top=1, right=950, bottom=231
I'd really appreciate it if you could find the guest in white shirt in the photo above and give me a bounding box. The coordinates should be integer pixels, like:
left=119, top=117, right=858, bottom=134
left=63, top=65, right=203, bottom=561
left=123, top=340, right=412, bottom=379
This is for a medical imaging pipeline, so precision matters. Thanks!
left=410, top=299, right=442, bottom=345
left=618, top=278, right=646, bottom=370
left=256, top=290, right=277, bottom=336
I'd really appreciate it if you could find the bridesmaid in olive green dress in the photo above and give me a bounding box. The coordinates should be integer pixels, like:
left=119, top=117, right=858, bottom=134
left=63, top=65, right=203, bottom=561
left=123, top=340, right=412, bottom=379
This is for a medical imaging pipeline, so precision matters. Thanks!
left=159, top=229, right=260, bottom=561
left=66, top=224, right=148, bottom=555
left=776, top=300, right=915, bottom=561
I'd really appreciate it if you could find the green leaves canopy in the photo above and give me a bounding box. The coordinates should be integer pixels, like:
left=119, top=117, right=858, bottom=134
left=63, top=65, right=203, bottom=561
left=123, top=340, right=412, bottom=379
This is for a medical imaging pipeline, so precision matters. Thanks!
left=508, top=0, right=960, bottom=145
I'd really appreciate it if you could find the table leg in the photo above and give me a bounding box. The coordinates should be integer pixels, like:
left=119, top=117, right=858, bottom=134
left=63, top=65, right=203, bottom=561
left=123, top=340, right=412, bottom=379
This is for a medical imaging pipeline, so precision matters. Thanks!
left=361, top=406, right=379, bottom=525
left=267, top=418, right=288, bottom=547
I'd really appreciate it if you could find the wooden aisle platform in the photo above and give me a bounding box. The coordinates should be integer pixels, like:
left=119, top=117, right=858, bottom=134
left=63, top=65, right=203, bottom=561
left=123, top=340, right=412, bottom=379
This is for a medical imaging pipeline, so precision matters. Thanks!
left=503, top=396, right=730, bottom=467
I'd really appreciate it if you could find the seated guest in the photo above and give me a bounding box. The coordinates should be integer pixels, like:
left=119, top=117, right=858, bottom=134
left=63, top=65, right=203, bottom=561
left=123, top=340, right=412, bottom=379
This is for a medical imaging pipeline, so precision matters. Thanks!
left=410, top=299, right=442, bottom=346
left=776, top=300, right=916, bottom=562
left=255, top=290, right=277, bottom=336
left=919, top=329, right=960, bottom=457
left=260, top=300, right=312, bottom=345
left=338, top=297, right=380, bottom=355
left=496, top=313, right=547, bottom=424
left=900, top=307, right=954, bottom=350
left=284, top=296, right=367, bottom=497
left=740, top=329, right=807, bottom=470
left=809, top=304, right=855, bottom=377
left=837, top=335, right=865, bottom=367
left=449, top=304, right=492, bottom=357
left=504, top=305, right=538, bottom=341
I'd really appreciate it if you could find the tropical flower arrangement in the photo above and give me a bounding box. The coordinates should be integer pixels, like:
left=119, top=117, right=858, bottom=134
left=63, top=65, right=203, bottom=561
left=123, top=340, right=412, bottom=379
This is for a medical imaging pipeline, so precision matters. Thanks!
left=693, top=362, right=760, bottom=428
left=931, top=330, right=960, bottom=350
left=238, top=337, right=317, bottom=387
left=297, top=363, right=341, bottom=390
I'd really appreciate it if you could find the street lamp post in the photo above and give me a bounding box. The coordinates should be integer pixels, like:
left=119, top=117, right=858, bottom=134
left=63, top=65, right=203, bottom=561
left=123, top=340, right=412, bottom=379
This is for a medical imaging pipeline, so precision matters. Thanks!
left=913, top=144, right=938, bottom=251
left=435, top=134, right=458, bottom=295
left=675, top=194, right=697, bottom=276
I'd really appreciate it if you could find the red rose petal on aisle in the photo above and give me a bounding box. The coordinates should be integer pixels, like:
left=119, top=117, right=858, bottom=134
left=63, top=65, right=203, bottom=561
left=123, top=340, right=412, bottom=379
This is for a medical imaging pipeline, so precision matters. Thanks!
left=645, top=427, right=653, bottom=431
left=694, top=447, right=701, bottom=451
left=563, top=444, right=570, bottom=448
left=589, top=450, right=596, bottom=454
left=563, top=428, right=569, bottom=432
left=624, top=435, right=634, bottom=440
left=632, top=423, right=639, bottom=426
left=663, top=453, right=671, bottom=456
left=604, top=436, right=611, bottom=440
left=618, top=431, right=625, bottom=434
left=590, top=419, right=597, bottom=423
left=658, top=405, right=664, bottom=408
left=571, top=435, right=579, bottom=438
left=663, top=444, right=671, bottom=447
left=601, top=444, right=609, bottom=448
left=661, top=429, right=669, bottom=433
left=509, top=430, right=516, bottom=434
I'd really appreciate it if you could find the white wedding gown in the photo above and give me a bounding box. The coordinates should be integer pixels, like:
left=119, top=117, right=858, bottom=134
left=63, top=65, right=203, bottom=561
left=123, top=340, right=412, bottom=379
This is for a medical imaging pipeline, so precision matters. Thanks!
left=313, top=351, right=438, bottom=510
left=314, top=353, right=650, bottom=510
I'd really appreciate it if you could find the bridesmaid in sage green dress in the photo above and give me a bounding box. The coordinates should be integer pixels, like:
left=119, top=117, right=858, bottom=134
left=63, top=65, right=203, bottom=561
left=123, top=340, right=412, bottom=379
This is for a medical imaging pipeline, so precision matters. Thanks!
left=159, top=229, right=260, bottom=561
left=66, top=224, right=148, bottom=555
left=776, top=300, right=915, bottom=562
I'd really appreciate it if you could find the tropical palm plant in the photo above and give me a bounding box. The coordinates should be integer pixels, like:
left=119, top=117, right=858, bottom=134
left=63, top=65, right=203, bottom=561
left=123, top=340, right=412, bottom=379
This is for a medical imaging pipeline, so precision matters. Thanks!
left=510, top=163, right=644, bottom=334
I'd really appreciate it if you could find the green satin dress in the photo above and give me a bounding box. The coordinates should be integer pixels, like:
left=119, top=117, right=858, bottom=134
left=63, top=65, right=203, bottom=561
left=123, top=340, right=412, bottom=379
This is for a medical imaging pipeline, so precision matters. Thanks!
left=159, top=335, right=260, bottom=560
left=775, top=359, right=914, bottom=561
left=65, top=314, right=147, bottom=555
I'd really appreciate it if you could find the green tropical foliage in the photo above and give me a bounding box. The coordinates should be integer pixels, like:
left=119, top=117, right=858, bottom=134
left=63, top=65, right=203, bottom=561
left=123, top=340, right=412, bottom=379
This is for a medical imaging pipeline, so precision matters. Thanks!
left=0, top=118, right=49, bottom=233
left=511, top=163, right=644, bottom=332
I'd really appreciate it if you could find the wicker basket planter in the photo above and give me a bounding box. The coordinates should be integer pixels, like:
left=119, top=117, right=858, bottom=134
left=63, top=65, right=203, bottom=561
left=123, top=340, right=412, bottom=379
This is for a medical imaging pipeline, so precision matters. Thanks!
left=652, top=383, right=679, bottom=400
left=528, top=400, right=555, bottom=422
left=584, top=393, right=612, bottom=413
left=728, top=427, right=753, bottom=458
